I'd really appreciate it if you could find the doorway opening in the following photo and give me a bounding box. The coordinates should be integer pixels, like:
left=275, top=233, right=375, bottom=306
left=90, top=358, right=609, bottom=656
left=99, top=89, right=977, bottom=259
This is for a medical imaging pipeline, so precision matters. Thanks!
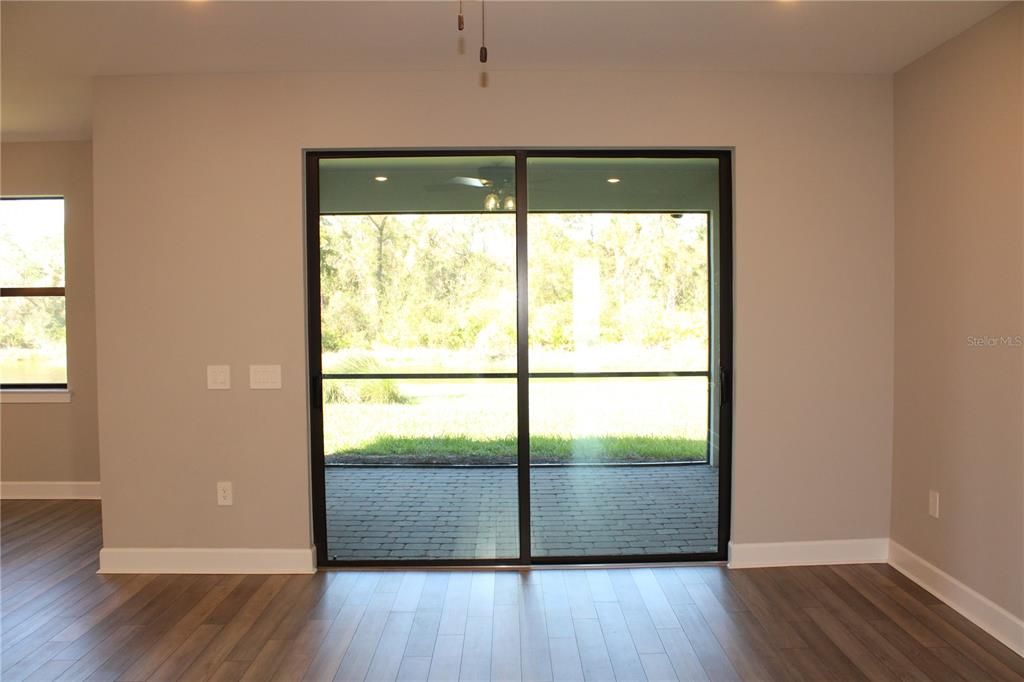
left=306, top=150, right=732, bottom=566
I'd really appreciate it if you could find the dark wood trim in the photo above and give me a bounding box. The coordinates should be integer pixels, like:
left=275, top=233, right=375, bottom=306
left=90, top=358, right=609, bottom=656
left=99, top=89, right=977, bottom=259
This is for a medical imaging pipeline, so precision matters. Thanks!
left=1, top=197, right=70, bottom=390
left=1, top=287, right=65, bottom=297
left=305, top=151, right=329, bottom=568
left=514, top=150, right=531, bottom=565
left=519, top=149, right=729, bottom=159
left=716, top=150, right=735, bottom=559
left=320, top=550, right=725, bottom=569
left=309, top=149, right=521, bottom=158
left=0, top=195, right=64, bottom=201
left=305, top=148, right=735, bottom=567
left=320, top=209, right=713, bottom=217
left=322, top=371, right=710, bottom=380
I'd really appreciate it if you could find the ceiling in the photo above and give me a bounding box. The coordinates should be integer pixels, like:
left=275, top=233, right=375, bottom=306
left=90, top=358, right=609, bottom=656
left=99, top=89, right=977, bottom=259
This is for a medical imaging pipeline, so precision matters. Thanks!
left=0, top=0, right=1009, bottom=141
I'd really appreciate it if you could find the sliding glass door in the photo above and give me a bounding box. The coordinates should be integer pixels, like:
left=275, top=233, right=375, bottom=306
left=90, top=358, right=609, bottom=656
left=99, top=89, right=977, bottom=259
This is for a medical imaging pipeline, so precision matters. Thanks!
left=307, top=150, right=732, bottom=566
left=526, top=156, right=719, bottom=559
left=311, top=155, right=520, bottom=562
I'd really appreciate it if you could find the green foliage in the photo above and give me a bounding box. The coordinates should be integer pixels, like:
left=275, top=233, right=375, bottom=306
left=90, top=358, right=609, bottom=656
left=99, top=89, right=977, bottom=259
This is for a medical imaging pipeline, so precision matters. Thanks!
left=323, top=379, right=409, bottom=405
left=1, top=201, right=66, bottom=352
left=527, top=213, right=709, bottom=351
left=316, top=212, right=713, bottom=465
left=322, top=356, right=410, bottom=405
left=357, top=379, right=408, bottom=405
left=318, top=212, right=709, bottom=361
left=320, top=214, right=517, bottom=360
left=0, top=297, right=65, bottom=349
left=322, top=382, right=348, bottom=404
left=324, top=434, right=706, bottom=464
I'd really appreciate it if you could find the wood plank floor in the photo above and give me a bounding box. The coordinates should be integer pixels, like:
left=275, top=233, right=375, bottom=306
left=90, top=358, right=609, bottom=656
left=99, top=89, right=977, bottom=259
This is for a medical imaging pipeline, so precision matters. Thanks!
left=2, top=501, right=1022, bottom=681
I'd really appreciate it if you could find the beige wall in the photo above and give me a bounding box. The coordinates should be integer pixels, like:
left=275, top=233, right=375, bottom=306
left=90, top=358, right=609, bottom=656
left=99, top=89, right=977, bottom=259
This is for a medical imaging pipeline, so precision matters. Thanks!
left=92, top=69, right=895, bottom=551
left=893, top=3, right=1024, bottom=619
left=0, top=141, right=100, bottom=483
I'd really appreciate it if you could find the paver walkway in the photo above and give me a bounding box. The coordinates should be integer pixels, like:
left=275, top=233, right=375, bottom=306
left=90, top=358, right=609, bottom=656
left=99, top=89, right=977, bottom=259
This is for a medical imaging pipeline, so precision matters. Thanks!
left=325, top=464, right=719, bottom=560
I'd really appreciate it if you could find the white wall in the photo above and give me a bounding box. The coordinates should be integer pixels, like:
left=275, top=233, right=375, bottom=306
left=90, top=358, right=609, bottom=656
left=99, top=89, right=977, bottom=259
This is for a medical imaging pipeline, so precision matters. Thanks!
left=91, top=69, right=894, bottom=553
left=893, top=4, right=1023, bottom=619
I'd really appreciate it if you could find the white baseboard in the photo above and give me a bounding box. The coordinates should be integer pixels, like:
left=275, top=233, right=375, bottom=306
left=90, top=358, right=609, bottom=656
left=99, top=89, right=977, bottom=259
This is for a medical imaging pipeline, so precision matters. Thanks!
left=889, top=540, right=1024, bottom=658
left=727, top=537, right=889, bottom=568
left=98, top=546, right=317, bottom=574
left=1, top=481, right=101, bottom=500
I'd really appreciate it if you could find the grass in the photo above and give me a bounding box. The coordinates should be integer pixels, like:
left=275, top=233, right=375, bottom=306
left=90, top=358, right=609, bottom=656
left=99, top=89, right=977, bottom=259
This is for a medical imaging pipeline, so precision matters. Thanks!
left=326, top=435, right=706, bottom=465
left=322, top=344, right=709, bottom=375
left=323, top=377, right=709, bottom=465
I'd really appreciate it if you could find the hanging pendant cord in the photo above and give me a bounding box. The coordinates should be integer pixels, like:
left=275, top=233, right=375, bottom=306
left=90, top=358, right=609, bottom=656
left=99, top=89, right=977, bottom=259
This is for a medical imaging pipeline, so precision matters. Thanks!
left=480, top=0, right=488, bottom=63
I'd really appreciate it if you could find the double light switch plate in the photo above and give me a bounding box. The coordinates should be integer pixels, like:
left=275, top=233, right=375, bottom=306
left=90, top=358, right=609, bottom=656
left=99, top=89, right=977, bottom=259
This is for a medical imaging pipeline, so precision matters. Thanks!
left=249, top=364, right=282, bottom=390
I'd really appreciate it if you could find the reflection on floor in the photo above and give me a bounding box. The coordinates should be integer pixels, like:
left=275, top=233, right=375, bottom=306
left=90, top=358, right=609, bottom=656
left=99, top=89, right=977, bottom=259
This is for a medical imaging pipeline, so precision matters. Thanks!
left=325, top=465, right=718, bottom=560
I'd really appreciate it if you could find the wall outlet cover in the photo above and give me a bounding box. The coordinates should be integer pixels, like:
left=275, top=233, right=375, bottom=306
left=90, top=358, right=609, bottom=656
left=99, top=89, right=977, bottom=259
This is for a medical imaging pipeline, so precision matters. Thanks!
left=249, top=364, right=282, bottom=390
left=207, top=365, right=231, bottom=390
left=217, top=481, right=233, bottom=506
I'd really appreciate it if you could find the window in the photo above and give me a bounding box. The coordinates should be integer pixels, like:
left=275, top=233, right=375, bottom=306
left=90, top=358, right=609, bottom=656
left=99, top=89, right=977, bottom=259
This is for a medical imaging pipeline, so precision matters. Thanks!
left=0, top=197, right=67, bottom=388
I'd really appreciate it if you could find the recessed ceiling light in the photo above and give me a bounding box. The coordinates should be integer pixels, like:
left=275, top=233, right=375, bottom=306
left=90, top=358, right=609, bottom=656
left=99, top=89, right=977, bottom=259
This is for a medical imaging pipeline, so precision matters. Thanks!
left=607, top=178, right=621, bottom=184
left=374, top=176, right=389, bottom=182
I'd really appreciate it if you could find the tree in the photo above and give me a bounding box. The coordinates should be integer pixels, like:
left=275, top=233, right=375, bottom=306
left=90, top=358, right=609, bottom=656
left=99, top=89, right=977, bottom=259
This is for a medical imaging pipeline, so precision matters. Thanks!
left=318, top=211, right=709, bottom=369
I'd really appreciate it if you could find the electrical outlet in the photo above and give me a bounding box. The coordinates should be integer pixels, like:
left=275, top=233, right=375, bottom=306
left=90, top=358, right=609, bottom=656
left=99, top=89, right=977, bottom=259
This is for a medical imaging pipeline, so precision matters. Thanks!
left=207, top=365, right=231, bottom=390
left=217, top=481, right=233, bottom=506
left=928, top=490, right=940, bottom=518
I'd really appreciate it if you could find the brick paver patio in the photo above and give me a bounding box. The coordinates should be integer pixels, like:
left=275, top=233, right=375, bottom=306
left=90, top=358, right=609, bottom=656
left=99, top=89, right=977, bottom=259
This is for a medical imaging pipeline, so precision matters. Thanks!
left=325, top=464, right=719, bottom=560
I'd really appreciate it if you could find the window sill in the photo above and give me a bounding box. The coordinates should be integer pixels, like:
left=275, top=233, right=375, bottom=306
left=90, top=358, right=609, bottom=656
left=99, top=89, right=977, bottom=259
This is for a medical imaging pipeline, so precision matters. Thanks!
left=0, top=389, right=72, bottom=404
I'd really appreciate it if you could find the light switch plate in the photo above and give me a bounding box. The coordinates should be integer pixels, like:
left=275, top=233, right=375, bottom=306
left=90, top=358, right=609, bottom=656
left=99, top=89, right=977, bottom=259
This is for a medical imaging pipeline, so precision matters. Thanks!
left=207, top=365, right=231, bottom=390
left=928, top=490, right=940, bottom=518
left=249, top=364, right=282, bottom=390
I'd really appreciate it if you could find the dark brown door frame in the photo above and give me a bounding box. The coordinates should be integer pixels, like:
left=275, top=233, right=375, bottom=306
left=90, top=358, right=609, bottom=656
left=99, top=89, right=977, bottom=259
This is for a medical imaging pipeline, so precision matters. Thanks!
left=305, top=148, right=733, bottom=567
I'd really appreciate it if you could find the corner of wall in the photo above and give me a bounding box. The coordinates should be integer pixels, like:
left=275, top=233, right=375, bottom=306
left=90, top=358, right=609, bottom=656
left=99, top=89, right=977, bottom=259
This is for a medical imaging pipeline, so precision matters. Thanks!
left=891, top=1, right=1024, bottom=623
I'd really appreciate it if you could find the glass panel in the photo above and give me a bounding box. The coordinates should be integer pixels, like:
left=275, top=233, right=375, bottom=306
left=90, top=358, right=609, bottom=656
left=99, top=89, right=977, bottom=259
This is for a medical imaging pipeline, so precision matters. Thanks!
left=0, top=198, right=65, bottom=288
left=314, top=153, right=724, bottom=563
left=527, top=155, right=720, bottom=560
left=320, top=155, right=516, bottom=215
left=0, top=296, right=67, bottom=384
left=323, top=378, right=518, bottom=560
left=320, top=213, right=516, bottom=374
left=529, top=377, right=715, bottom=558
left=528, top=212, right=709, bottom=373
left=323, top=378, right=517, bottom=463
left=529, top=377, right=707, bottom=464
left=319, top=155, right=520, bottom=562
left=527, top=156, right=718, bottom=213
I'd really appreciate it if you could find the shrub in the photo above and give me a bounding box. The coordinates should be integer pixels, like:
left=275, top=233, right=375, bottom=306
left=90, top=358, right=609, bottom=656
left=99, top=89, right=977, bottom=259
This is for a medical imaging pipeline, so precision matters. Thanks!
left=358, top=379, right=408, bottom=404
left=322, top=355, right=410, bottom=405
left=323, top=382, right=354, bottom=404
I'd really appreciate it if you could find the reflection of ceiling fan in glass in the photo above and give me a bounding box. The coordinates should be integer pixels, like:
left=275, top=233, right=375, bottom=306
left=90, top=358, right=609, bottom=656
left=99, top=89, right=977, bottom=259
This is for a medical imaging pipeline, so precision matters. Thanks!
left=428, top=167, right=515, bottom=211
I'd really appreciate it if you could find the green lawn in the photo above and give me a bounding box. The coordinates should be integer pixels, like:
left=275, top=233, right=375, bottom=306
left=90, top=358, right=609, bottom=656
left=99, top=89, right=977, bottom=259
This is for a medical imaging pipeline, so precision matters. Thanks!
left=325, top=434, right=706, bottom=465
left=323, top=376, right=709, bottom=465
